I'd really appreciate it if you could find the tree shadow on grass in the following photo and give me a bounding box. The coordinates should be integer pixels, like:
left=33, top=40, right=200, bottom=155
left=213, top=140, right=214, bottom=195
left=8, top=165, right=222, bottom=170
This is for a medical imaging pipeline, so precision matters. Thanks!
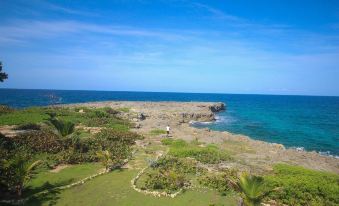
left=23, top=179, right=75, bottom=206
left=24, top=179, right=75, bottom=196
left=25, top=189, right=61, bottom=206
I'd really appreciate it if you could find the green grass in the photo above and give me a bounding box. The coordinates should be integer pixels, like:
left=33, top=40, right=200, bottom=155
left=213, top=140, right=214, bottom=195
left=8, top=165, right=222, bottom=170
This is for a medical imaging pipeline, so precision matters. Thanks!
left=162, top=139, right=232, bottom=164
left=0, top=107, right=49, bottom=126
left=27, top=169, right=238, bottom=206
left=25, top=163, right=103, bottom=197
left=117, top=107, right=130, bottom=112
left=149, top=129, right=167, bottom=136
left=264, top=164, right=339, bottom=206
left=0, top=107, right=131, bottom=132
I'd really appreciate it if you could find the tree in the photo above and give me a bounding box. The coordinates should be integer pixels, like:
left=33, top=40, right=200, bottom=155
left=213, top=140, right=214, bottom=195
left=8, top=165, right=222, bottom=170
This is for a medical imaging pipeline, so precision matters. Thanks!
left=47, top=113, right=75, bottom=137
left=96, top=150, right=113, bottom=172
left=0, top=61, right=8, bottom=82
left=237, top=173, right=268, bottom=206
left=2, top=156, right=42, bottom=197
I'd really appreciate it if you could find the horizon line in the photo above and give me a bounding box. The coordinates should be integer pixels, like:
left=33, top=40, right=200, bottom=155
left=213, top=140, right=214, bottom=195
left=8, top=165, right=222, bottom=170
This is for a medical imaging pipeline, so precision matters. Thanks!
left=0, top=87, right=338, bottom=98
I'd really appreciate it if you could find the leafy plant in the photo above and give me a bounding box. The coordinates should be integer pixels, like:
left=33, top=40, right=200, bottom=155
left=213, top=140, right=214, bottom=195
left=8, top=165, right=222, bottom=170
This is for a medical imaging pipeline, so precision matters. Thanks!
left=0, top=105, right=13, bottom=115
left=238, top=173, right=268, bottom=206
left=198, top=169, right=238, bottom=196
left=145, top=169, right=188, bottom=192
left=49, top=117, right=75, bottom=137
left=96, top=150, right=113, bottom=172
left=14, top=123, right=41, bottom=130
left=13, top=131, right=64, bottom=153
left=2, top=156, right=42, bottom=197
left=91, top=129, right=140, bottom=165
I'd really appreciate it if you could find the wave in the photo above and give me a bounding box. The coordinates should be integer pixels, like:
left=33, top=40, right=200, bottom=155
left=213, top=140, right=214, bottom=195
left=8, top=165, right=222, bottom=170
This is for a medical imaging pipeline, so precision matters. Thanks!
left=215, top=114, right=237, bottom=124
left=291, top=147, right=339, bottom=159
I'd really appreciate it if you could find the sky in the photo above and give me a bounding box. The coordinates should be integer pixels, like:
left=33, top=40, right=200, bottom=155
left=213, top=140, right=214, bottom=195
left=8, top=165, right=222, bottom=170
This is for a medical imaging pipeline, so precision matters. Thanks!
left=0, top=0, right=339, bottom=96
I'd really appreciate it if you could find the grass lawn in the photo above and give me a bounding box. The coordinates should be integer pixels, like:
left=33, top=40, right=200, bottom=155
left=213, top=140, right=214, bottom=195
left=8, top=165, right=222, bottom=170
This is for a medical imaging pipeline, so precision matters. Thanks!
left=0, top=107, right=130, bottom=131
left=25, top=163, right=103, bottom=197
left=29, top=169, right=238, bottom=206
left=0, top=107, right=48, bottom=125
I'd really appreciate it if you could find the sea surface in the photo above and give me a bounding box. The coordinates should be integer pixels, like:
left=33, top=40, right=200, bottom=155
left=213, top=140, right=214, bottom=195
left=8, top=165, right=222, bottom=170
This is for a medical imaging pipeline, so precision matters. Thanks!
left=1, top=89, right=338, bottom=157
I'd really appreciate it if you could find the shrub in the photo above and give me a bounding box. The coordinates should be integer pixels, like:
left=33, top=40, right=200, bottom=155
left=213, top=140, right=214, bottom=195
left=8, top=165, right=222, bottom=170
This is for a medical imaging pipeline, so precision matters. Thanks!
left=12, top=131, right=64, bottom=153
left=152, top=156, right=200, bottom=174
left=199, top=169, right=238, bottom=196
left=0, top=105, right=14, bottom=115
left=14, top=123, right=41, bottom=131
left=56, top=148, right=94, bottom=164
left=104, top=107, right=119, bottom=115
left=143, top=156, right=200, bottom=192
left=145, top=170, right=188, bottom=192
left=86, top=129, right=141, bottom=165
left=264, top=164, right=339, bottom=206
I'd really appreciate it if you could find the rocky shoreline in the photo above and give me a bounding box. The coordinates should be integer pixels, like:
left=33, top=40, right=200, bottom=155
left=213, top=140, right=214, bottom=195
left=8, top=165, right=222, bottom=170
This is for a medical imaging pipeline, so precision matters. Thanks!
left=64, top=101, right=339, bottom=174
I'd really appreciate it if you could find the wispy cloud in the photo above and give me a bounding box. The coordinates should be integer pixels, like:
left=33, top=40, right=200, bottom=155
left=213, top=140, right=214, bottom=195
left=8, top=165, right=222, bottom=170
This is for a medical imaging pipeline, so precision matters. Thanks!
left=42, top=1, right=98, bottom=16
left=192, top=2, right=242, bottom=21
left=0, top=20, right=188, bottom=44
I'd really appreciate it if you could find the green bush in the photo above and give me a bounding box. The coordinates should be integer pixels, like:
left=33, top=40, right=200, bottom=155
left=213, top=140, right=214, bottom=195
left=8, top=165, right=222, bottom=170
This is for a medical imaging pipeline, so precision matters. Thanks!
left=87, top=129, right=141, bottom=164
left=264, top=164, right=339, bottom=206
left=142, top=156, right=201, bottom=193
left=145, top=170, right=188, bottom=192
left=12, top=131, right=64, bottom=154
left=152, top=156, right=200, bottom=174
left=0, top=105, right=14, bottom=115
left=14, top=123, right=41, bottom=130
left=198, top=169, right=238, bottom=196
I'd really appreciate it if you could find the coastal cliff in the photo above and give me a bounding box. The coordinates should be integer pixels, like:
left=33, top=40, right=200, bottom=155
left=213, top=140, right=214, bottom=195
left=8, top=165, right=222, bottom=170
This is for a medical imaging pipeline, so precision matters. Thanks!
left=66, top=101, right=339, bottom=174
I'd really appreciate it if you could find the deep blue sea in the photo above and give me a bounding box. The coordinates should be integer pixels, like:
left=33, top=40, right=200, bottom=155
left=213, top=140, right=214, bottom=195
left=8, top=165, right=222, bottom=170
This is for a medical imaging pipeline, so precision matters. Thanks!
left=1, top=89, right=338, bottom=157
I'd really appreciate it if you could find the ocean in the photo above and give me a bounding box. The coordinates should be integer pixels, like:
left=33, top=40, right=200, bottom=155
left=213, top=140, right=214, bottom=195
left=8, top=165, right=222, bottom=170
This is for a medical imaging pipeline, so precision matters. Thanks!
left=1, top=88, right=338, bottom=157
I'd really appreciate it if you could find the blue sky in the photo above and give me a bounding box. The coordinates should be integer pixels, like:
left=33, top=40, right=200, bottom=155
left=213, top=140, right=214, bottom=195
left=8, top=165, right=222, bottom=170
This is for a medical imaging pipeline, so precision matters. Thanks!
left=0, top=0, right=338, bottom=96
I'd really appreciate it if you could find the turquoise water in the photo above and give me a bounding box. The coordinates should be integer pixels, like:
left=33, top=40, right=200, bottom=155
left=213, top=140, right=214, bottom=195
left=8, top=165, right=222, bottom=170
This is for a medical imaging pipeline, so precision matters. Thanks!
left=0, top=89, right=338, bottom=156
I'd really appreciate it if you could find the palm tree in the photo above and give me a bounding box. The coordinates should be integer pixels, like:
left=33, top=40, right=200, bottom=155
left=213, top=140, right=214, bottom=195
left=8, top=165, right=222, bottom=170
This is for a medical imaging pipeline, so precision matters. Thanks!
left=96, top=150, right=113, bottom=172
left=48, top=116, right=75, bottom=137
left=3, top=157, right=42, bottom=197
left=237, top=173, right=267, bottom=206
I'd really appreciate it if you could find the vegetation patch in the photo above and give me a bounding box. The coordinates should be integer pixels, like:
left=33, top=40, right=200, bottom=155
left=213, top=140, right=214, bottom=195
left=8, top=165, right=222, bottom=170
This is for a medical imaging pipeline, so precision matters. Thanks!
left=149, top=129, right=167, bottom=136
left=14, top=123, right=41, bottom=131
left=264, top=164, right=339, bottom=206
left=137, top=156, right=205, bottom=193
left=162, top=139, right=232, bottom=164
left=198, top=169, right=238, bottom=196
left=0, top=105, right=14, bottom=115
left=117, top=107, right=130, bottom=113
left=0, top=105, right=141, bottom=200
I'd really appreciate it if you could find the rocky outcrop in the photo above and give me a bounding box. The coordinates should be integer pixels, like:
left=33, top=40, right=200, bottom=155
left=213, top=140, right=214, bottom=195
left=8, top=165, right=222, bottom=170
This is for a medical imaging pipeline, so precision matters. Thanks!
left=179, top=112, right=215, bottom=123
left=209, top=102, right=225, bottom=112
